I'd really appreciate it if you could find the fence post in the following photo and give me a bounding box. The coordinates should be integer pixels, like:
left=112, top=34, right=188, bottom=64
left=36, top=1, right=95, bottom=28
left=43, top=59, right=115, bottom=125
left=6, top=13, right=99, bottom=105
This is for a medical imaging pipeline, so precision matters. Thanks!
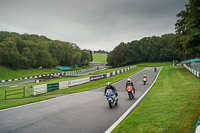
left=5, top=89, right=6, bottom=100
left=23, top=87, right=25, bottom=98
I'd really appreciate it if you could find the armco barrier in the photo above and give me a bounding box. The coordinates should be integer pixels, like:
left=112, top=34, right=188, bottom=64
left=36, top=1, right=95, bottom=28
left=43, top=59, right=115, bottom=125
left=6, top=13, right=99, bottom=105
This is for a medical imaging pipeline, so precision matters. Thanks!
left=47, top=83, right=59, bottom=92
left=68, top=77, right=90, bottom=87
left=90, top=75, right=104, bottom=81
left=59, top=81, right=69, bottom=89
left=103, top=74, right=107, bottom=78
left=107, top=73, right=110, bottom=78
left=184, top=64, right=200, bottom=133
left=33, top=84, right=47, bottom=96
left=33, top=65, right=137, bottom=95
left=0, top=67, right=97, bottom=83
left=183, top=64, right=200, bottom=78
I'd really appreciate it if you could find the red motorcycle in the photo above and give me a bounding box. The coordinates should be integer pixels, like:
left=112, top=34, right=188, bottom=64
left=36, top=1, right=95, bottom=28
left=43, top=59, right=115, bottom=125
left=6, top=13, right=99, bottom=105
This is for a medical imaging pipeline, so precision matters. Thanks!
left=126, top=85, right=135, bottom=100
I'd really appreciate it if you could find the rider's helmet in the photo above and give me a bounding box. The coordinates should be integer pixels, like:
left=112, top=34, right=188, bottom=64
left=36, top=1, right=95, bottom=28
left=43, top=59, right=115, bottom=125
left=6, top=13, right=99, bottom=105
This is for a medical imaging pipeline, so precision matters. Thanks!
left=106, top=82, right=111, bottom=88
left=127, top=78, right=131, bottom=85
left=144, top=75, right=146, bottom=77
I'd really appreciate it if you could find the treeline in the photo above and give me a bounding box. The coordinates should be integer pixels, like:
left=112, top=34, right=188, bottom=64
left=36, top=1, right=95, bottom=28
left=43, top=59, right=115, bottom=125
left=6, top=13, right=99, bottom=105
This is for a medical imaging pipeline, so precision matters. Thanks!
left=0, top=31, right=93, bottom=69
left=93, top=50, right=108, bottom=54
left=174, top=0, right=200, bottom=58
left=107, top=34, right=181, bottom=67
left=107, top=0, right=200, bottom=67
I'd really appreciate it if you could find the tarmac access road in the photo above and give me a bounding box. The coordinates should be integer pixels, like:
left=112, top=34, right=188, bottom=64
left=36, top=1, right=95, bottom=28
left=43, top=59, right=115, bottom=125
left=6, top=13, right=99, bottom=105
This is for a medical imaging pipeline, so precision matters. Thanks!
left=0, top=67, right=161, bottom=133
left=0, top=79, right=35, bottom=87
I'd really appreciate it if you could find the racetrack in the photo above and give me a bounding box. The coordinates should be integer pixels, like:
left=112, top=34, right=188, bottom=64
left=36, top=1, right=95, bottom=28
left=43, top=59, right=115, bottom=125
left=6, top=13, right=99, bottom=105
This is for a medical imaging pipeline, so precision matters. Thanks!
left=0, top=67, right=161, bottom=133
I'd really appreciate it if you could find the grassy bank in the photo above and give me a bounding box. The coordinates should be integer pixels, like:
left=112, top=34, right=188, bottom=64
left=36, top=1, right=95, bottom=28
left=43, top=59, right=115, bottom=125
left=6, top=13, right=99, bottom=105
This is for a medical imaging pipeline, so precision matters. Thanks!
left=0, top=65, right=94, bottom=81
left=137, top=62, right=172, bottom=67
left=92, top=53, right=107, bottom=64
left=0, top=66, right=144, bottom=110
left=113, top=66, right=200, bottom=133
left=0, top=66, right=60, bottom=81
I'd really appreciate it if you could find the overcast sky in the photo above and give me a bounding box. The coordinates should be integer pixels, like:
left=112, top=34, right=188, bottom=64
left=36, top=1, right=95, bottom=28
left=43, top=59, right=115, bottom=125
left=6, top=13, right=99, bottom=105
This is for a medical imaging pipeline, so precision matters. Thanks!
left=0, top=0, right=188, bottom=51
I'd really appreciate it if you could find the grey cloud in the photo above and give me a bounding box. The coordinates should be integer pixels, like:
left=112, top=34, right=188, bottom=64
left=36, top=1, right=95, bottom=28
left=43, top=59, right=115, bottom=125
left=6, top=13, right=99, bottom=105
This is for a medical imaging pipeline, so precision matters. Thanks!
left=0, top=0, right=188, bottom=51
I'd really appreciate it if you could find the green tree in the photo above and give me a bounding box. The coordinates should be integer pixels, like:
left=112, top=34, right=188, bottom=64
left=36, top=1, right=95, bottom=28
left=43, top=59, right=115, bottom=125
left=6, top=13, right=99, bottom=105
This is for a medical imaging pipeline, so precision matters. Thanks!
left=175, top=0, right=200, bottom=59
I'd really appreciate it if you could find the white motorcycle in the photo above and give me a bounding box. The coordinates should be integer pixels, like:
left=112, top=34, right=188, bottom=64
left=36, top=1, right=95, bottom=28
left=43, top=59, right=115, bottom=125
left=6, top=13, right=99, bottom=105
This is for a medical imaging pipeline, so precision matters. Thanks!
left=143, top=77, right=147, bottom=85
left=105, top=89, right=118, bottom=108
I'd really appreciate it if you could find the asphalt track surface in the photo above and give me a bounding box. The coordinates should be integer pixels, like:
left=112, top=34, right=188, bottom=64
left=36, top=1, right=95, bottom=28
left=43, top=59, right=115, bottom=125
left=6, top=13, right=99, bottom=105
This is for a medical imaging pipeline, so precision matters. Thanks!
left=0, top=67, right=161, bottom=133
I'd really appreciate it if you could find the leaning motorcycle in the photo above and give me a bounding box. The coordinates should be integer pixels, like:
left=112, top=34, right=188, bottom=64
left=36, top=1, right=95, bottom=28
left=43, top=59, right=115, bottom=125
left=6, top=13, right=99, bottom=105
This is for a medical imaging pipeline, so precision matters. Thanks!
left=126, top=85, right=135, bottom=100
left=105, top=89, right=118, bottom=108
left=143, top=77, right=147, bottom=85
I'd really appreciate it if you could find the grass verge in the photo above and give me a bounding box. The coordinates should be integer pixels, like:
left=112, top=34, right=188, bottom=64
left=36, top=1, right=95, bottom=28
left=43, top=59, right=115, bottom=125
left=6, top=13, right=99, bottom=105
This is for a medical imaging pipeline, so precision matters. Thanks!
left=112, top=66, right=200, bottom=133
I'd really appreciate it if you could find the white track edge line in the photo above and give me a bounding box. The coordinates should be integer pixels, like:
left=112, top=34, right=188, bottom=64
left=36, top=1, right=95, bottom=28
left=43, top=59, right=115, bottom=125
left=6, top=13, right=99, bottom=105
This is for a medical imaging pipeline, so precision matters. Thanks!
left=104, top=67, right=162, bottom=133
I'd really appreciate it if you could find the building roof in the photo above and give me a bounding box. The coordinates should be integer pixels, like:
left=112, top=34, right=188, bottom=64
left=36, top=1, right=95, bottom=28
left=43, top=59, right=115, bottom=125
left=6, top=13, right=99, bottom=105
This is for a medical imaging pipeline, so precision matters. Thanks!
left=56, top=66, right=72, bottom=71
left=181, top=58, right=200, bottom=64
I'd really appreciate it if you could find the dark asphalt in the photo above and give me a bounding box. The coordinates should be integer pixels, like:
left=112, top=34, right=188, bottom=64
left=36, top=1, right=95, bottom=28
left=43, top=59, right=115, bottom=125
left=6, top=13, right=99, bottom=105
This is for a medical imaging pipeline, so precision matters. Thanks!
left=0, top=67, right=161, bottom=133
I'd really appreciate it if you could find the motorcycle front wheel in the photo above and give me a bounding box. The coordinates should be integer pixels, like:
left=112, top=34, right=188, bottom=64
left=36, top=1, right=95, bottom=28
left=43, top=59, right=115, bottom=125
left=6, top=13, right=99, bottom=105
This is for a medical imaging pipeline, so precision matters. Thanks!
left=108, top=100, right=113, bottom=108
left=128, top=92, right=133, bottom=100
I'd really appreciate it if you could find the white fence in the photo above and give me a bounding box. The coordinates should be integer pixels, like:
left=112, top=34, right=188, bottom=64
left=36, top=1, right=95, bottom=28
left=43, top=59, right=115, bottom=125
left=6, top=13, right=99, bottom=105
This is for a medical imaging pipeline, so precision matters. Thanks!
left=183, top=64, right=200, bottom=78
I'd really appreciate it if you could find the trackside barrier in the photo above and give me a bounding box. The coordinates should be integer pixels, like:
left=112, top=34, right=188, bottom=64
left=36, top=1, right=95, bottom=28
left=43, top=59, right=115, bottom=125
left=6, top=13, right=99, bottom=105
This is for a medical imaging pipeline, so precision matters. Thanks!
left=47, top=83, right=59, bottom=92
left=33, top=84, right=47, bottom=96
left=0, top=67, right=97, bottom=83
left=33, top=65, right=137, bottom=95
left=68, top=77, right=90, bottom=87
left=195, top=116, right=200, bottom=133
left=184, top=64, right=200, bottom=133
left=59, top=81, right=69, bottom=89
left=183, top=64, right=200, bottom=78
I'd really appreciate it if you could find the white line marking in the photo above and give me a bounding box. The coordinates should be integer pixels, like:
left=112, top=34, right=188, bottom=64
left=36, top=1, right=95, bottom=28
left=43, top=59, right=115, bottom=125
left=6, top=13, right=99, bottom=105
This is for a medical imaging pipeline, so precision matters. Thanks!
left=104, top=67, right=162, bottom=133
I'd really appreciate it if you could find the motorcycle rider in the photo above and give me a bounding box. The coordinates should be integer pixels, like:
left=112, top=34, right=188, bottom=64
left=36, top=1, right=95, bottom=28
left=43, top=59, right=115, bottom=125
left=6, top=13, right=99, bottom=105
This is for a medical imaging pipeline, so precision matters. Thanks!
left=143, top=75, right=147, bottom=81
left=104, top=82, right=118, bottom=97
left=143, top=75, right=147, bottom=79
left=154, top=67, right=157, bottom=72
left=126, top=78, right=135, bottom=93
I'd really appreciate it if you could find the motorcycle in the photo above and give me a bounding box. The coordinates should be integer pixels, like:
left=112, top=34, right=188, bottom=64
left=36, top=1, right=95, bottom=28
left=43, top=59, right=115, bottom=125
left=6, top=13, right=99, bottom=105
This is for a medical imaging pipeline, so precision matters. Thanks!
left=143, top=77, right=147, bottom=85
left=126, top=85, right=135, bottom=100
left=154, top=67, right=157, bottom=72
left=105, top=89, right=118, bottom=108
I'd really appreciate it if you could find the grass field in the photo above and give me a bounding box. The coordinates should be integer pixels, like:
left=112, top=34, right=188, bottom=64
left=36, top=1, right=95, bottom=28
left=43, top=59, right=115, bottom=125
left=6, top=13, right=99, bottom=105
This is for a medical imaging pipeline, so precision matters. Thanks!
left=0, top=66, right=60, bottom=81
left=113, top=66, right=200, bottom=133
left=0, top=65, right=93, bottom=81
left=92, top=53, right=107, bottom=64
left=137, top=62, right=172, bottom=67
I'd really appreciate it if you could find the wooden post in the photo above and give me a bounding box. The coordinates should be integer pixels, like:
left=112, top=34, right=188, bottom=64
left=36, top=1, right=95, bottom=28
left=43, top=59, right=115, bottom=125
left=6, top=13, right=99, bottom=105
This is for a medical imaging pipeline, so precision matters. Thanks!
left=23, top=87, right=25, bottom=98
left=5, top=90, right=6, bottom=100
